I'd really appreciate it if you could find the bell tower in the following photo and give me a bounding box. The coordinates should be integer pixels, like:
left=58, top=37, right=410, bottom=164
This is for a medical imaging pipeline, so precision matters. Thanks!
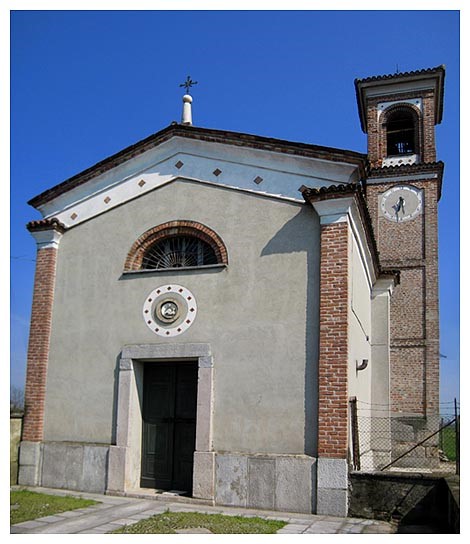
left=355, top=67, right=445, bottom=428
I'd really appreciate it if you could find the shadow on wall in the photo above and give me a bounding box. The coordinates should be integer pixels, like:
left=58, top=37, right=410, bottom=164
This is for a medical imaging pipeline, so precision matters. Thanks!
left=261, top=206, right=320, bottom=457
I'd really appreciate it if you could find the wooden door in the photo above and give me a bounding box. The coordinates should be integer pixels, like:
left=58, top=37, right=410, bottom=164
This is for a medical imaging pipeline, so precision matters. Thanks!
left=141, top=362, right=197, bottom=493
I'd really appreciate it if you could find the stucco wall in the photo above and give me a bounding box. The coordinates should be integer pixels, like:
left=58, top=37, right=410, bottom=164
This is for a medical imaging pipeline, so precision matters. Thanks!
left=43, top=179, right=320, bottom=456
left=347, top=230, right=373, bottom=464
left=348, top=229, right=372, bottom=404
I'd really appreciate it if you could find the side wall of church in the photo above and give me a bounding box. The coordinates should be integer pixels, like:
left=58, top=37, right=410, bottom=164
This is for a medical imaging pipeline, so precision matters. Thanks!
left=347, top=228, right=373, bottom=405
left=42, top=179, right=321, bottom=456
left=347, top=226, right=374, bottom=464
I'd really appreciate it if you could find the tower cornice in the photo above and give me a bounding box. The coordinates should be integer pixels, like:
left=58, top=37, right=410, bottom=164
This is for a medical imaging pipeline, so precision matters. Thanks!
left=355, top=65, right=445, bottom=133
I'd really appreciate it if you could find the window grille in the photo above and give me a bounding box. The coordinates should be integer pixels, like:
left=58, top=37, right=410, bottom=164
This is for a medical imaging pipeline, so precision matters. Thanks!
left=141, top=236, right=218, bottom=269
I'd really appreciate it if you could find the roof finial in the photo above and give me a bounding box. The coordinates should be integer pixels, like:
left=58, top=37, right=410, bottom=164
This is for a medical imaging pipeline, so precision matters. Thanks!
left=179, top=76, right=198, bottom=126
left=180, top=75, right=198, bottom=94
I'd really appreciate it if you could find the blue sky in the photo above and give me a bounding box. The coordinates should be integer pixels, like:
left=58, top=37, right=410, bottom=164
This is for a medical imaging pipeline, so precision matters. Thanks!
left=9, top=9, right=460, bottom=406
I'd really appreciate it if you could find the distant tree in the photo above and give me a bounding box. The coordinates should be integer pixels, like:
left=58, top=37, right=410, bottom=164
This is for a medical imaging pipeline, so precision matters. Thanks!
left=10, top=386, right=24, bottom=412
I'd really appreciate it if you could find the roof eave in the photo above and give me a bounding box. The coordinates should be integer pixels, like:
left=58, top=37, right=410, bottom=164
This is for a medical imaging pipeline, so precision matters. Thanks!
left=28, top=124, right=368, bottom=210
left=355, top=65, right=446, bottom=133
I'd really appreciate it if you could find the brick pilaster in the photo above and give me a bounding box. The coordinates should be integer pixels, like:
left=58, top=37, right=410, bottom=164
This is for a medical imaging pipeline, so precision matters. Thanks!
left=22, top=219, right=64, bottom=442
left=317, top=221, right=349, bottom=458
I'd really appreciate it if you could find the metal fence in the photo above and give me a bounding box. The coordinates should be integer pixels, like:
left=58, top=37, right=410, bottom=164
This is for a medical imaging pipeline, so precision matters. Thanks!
left=350, top=398, right=459, bottom=474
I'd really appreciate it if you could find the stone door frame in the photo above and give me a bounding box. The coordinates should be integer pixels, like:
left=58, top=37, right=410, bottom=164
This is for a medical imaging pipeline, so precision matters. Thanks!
left=107, top=343, right=215, bottom=499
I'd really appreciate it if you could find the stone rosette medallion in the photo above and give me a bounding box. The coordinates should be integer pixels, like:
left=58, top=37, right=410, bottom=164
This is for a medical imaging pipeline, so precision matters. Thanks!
left=143, top=284, right=197, bottom=337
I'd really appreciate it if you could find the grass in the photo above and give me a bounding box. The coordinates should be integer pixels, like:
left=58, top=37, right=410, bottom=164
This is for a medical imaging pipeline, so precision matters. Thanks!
left=10, top=489, right=98, bottom=525
left=440, top=425, right=457, bottom=461
left=112, top=511, right=287, bottom=534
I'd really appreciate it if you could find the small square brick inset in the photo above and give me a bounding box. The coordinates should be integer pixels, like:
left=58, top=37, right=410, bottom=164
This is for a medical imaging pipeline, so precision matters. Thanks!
left=254, top=176, right=263, bottom=185
left=213, top=168, right=222, bottom=177
left=175, top=161, right=184, bottom=169
left=104, top=196, right=111, bottom=204
left=138, top=179, right=146, bottom=187
left=70, top=213, right=78, bottom=220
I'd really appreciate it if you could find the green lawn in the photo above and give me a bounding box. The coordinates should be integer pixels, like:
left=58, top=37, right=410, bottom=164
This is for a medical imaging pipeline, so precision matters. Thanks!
left=112, top=511, right=286, bottom=534
left=440, top=425, right=457, bottom=461
left=10, top=489, right=98, bottom=525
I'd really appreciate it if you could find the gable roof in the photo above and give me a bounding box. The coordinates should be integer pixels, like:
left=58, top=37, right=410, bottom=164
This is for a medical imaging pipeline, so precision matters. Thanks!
left=28, top=124, right=368, bottom=209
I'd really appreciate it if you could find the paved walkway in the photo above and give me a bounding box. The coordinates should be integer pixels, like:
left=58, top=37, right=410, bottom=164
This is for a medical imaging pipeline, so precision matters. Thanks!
left=11, top=487, right=394, bottom=534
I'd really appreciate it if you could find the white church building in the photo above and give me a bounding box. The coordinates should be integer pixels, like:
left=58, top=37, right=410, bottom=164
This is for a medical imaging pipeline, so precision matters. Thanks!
left=18, top=66, right=444, bottom=516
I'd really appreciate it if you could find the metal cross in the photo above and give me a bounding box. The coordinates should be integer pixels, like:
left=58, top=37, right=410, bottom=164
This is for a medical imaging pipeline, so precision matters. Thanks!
left=179, top=76, right=198, bottom=94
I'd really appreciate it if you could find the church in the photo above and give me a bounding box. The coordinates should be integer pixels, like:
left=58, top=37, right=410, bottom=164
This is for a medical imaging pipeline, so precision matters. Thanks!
left=18, top=66, right=445, bottom=516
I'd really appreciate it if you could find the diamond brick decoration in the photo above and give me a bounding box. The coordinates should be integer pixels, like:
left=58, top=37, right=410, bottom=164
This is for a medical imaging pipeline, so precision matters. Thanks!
left=253, top=176, right=263, bottom=185
left=138, top=179, right=146, bottom=187
left=70, top=213, right=78, bottom=220
left=104, top=196, right=111, bottom=204
left=175, top=161, right=184, bottom=169
left=213, top=168, right=222, bottom=177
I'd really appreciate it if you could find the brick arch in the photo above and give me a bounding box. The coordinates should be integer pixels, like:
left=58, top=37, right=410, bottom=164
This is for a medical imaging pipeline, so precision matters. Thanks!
left=124, top=220, right=228, bottom=271
left=379, top=103, right=422, bottom=160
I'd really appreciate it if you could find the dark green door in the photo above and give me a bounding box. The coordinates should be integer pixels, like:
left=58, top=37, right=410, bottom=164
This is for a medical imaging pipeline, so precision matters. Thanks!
left=141, top=362, right=198, bottom=493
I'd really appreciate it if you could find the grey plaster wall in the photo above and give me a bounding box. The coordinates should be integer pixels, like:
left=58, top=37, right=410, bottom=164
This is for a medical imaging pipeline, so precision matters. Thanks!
left=44, top=179, right=320, bottom=456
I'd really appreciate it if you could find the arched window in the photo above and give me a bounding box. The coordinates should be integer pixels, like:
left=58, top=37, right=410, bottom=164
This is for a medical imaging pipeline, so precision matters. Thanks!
left=385, top=107, right=418, bottom=157
left=124, top=220, right=228, bottom=272
left=142, top=235, right=218, bottom=269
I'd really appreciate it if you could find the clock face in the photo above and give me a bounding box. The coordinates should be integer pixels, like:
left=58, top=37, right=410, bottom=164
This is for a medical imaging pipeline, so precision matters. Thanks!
left=380, top=185, right=423, bottom=223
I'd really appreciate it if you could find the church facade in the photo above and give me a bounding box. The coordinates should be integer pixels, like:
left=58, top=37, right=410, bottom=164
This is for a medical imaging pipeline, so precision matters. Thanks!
left=18, top=66, right=445, bottom=516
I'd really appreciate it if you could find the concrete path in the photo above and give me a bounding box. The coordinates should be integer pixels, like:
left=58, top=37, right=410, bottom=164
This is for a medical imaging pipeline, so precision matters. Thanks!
left=10, top=487, right=394, bottom=534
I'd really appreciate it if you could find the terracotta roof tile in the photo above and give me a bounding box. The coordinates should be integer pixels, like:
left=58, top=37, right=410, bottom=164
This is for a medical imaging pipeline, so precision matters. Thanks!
left=27, top=217, right=66, bottom=233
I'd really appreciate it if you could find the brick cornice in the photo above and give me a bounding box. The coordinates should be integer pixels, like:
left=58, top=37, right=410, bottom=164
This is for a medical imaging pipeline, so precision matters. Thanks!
left=26, top=217, right=66, bottom=233
left=367, top=161, right=444, bottom=200
left=26, top=218, right=66, bottom=249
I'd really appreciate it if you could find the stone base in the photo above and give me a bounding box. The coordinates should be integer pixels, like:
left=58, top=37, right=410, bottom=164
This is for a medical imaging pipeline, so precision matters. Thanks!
left=18, top=441, right=42, bottom=486
left=316, top=457, right=348, bottom=516
left=214, top=453, right=316, bottom=514
left=192, top=451, right=215, bottom=500
left=17, top=444, right=351, bottom=517
left=18, top=441, right=110, bottom=493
